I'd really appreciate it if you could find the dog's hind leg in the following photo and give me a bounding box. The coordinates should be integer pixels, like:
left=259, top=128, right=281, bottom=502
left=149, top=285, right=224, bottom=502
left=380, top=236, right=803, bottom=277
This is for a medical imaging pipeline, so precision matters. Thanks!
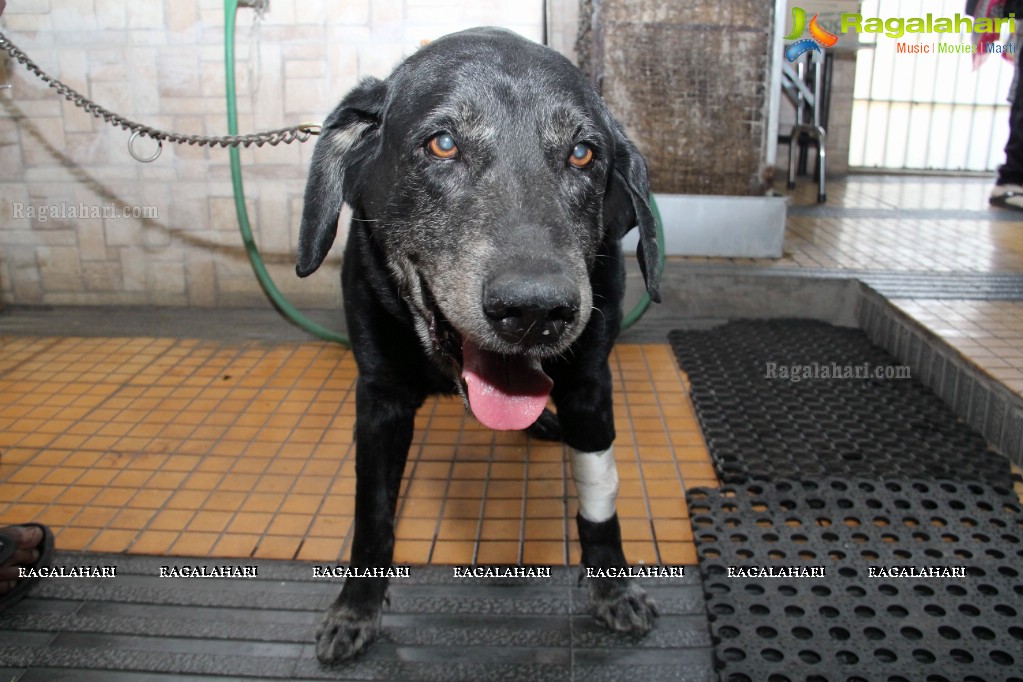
left=525, top=407, right=562, bottom=441
left=315, top=378, right=418, bottom=664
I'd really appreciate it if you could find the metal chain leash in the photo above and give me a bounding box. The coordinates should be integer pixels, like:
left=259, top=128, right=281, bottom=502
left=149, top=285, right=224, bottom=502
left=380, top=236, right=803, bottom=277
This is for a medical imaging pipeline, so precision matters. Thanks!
left=0, top=29, right=321, bottom=162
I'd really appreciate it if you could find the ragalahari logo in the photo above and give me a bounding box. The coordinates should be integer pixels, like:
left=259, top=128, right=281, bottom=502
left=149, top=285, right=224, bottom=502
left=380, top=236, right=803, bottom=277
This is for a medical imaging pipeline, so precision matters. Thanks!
left=784, top=7, right=840, bottom=61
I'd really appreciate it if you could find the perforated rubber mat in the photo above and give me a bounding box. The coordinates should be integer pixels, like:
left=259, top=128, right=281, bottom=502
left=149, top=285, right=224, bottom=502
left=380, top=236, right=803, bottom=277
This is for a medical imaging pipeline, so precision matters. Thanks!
left=687, top=478, right=1023, bottom=682
left=668, top=319, right=1011, bottom=484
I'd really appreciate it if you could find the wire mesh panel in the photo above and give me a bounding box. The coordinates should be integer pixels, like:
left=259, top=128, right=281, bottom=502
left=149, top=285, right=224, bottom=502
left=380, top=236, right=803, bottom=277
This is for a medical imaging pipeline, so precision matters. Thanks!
left=588, top=0, right=775, bottom=195
left=849, top=0, right=1016, bottom=172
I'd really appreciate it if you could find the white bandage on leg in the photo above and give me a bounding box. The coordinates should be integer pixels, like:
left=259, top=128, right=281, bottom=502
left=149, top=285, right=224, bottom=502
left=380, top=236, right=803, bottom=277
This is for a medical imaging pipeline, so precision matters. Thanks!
left=570, top=446, right=620, bottom=523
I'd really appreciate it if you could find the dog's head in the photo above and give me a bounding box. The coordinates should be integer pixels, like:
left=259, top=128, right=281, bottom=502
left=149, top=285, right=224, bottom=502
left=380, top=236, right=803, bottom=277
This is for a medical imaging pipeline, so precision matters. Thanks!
left=298, top=27, right=659, bottom=429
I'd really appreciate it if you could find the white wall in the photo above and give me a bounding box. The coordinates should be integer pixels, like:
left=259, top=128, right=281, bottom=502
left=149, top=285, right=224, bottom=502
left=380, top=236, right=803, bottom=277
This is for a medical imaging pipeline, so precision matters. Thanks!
left=0, top=0, right=563, bottom=307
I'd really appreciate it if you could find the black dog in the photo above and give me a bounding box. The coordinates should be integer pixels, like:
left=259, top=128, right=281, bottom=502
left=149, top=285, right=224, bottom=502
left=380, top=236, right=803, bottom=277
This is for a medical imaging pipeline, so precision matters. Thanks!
left=297, top=27, right=661, bottom=663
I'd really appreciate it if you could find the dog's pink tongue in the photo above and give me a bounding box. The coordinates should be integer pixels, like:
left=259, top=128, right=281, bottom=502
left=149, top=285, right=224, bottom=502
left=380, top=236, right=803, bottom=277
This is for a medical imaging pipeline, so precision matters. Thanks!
left=462, top=340, right=553, bottom=431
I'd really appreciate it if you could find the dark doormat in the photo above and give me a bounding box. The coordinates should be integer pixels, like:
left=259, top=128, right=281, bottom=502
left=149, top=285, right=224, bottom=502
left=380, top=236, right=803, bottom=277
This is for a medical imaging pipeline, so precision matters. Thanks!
left=671, top=319, right=1022, bottom=679
left=668, top=319, right=1011, bottom=485
left=687, top=478, right=1023, bottom=682
left=0, top=555, right=714, bottom=681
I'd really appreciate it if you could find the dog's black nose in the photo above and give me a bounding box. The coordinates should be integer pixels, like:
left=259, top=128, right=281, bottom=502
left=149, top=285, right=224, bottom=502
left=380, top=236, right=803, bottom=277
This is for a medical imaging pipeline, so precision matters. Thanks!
left=483, top=266, right=580, bottom=347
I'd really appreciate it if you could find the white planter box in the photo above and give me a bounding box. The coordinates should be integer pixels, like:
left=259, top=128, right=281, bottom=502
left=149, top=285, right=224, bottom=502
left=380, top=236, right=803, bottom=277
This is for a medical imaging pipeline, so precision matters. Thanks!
left=623, top=194, right=788, bottom=259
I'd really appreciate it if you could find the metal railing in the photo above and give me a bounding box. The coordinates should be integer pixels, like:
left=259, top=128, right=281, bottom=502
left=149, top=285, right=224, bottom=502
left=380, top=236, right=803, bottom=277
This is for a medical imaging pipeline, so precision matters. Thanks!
left=849, top=0, right=1016, bottom=172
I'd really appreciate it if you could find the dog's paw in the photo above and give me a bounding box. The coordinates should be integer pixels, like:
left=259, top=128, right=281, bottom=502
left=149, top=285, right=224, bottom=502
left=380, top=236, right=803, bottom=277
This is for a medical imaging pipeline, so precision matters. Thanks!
left=588, top=579, right=659, bottom=637
left=315, top=603, right=382, bottom=664
left=525, top=408, right=562, bottom=441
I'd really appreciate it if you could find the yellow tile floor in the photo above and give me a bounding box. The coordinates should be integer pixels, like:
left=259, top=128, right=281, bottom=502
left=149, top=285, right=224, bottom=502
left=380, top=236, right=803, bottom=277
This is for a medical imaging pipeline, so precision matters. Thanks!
left=4, top=177, right=1023, bottom=568
left=0, top=337, right=713, bottom=565
left=688, top=178, right=1023, bottom=273
left=781, top=215, right=1023, bottom=272
left=890, top=299, right=1023, bottom=399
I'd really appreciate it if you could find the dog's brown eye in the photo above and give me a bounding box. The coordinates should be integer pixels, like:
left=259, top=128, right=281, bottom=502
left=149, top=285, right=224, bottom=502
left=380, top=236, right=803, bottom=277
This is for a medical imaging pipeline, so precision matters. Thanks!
left=569, top=143, right=594, bottom=168
left=427, top=133, right=459, bottom=159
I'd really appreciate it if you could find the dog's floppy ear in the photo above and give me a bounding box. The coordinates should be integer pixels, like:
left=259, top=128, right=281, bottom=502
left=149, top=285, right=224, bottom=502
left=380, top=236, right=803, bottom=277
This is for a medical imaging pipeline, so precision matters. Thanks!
left=296, top=77, right=387, bottom=277
left=603, top=125, right=661, bottom=303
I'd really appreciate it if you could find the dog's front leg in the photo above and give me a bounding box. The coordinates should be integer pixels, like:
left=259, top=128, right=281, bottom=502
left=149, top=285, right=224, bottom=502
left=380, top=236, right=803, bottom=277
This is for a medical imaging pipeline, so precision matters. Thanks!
left=574, top=454, right=658, bottom=636
left=553, top=364, right=659, bottom=636
left=315, top=378, right=416, bottom=664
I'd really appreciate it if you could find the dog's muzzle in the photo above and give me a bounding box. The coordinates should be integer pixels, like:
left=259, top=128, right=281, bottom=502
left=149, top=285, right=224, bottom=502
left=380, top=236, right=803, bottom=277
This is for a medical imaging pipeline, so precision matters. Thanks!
left=419, top=261, right=582, bottom=433
left=482, top=265, right=580, bottom=348
left=458, top=261, right=580, bottom=431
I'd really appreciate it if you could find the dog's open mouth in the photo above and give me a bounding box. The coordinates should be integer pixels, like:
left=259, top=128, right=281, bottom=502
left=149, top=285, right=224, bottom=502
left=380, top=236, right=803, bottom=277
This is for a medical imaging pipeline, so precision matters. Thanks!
left=461, top=341, right=553, bottom=431
left=426, top=290, right=553, bottom=431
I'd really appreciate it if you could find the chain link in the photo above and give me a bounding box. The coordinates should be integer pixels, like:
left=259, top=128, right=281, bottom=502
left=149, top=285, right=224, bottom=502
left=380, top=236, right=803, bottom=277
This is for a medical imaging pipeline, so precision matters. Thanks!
left=0, top=29, right=321, bottom=157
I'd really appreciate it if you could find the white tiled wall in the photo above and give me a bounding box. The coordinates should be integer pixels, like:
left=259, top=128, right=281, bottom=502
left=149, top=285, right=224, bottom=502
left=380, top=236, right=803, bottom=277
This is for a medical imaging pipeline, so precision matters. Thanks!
left=0, top=0, right=561, bottom=307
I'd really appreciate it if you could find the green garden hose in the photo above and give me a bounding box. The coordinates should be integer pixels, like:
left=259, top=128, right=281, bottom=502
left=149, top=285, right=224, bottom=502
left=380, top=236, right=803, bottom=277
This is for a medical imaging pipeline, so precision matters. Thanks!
left=224, top=0, right=349, bottom=345
left=619, top=195, right=667, bottom=331
left=223, top=0, right=662, bottom=342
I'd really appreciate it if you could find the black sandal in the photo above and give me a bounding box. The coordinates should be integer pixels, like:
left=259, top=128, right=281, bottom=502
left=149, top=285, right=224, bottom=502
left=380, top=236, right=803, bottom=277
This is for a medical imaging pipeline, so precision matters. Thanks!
left=0, top=523, right=55, bottom=611
left=989, top=187, right=1023, bottom=211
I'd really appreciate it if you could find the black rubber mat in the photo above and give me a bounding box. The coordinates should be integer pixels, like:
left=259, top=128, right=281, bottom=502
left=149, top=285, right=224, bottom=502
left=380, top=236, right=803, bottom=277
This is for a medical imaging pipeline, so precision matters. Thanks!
left=668, top=319, right=1011, bottom=484
left=687, top=478, right=1023, bottom=682
left=0, top=553, right=713, bottom=681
